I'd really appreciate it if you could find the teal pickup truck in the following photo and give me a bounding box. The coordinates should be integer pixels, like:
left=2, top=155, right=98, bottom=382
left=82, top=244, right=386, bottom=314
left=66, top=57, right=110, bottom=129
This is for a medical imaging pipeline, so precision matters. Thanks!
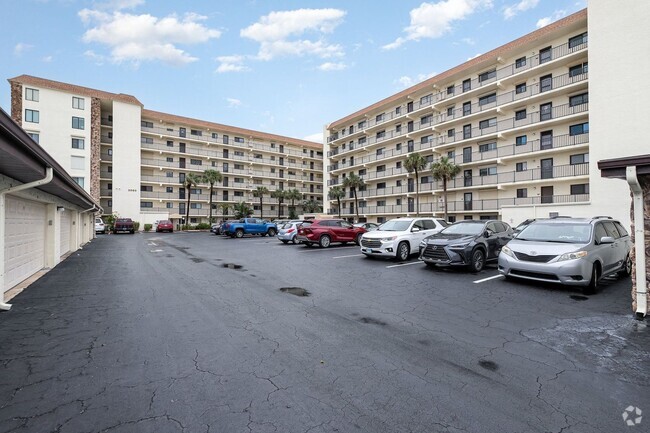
left=222, top=218, right=277, bottom=238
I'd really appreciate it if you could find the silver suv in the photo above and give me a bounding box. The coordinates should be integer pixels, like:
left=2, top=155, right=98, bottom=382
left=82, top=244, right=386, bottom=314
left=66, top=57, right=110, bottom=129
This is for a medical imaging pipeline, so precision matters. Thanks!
left=498, top=216, right=632, bottom=293
left=360, top=217, right=448, bottom=261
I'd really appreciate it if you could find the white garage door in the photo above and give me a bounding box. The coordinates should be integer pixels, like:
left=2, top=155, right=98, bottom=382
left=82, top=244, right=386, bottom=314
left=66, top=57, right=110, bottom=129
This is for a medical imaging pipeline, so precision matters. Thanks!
left=60, top=209, right=71, bottom=257
left=4, top=196, right=47, bottom=292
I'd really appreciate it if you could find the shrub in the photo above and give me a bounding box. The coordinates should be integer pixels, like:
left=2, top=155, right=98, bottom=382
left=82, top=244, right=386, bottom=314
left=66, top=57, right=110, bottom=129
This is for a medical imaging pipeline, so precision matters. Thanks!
left=196, top=223, right=211, bottom=230
left=144, top=224, right=152, bottom=232
left=133, top=222, right=140, bottom=232
left=181, top=224, right=194, bottom=230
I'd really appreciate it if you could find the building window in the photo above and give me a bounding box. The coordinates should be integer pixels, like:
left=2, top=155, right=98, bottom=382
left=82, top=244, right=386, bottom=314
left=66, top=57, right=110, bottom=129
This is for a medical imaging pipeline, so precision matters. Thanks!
left=568, top=32, right=587, bottom=49
left=141, top=137, right=153, bottom=144
left=358, top=169, right=366, bottom=176
left=141, top=120, right=154, bottom=128
left=71, top=155, right=85, bottom=170
left=515, top=83, right=526, bottom=94
left=25, top=109, right=39, bottom=123
left=462, top=79, right=471, bottom=92
left=478, top=93, right=496, bottom=106
left=478, top=142, right=496, bottom=153
left=375, top=113, right=385, bottom=122
left=190, top=129, right=202, bottom=136
left=539, top=46, right=552, bottom=64
left=234, top=137, right=244, bottom=143
left=190, top=159, right=202, bottom=165
left=141, top=185, right=153, bottom=192
left=515, top=135, right=527, bottom=146
left=166, top=187, right=173, bottom=193
left=447, top=106, right=455, bottom=117
left=166, top=171, right=173, bottom=177
left=166, top=140, right=173, bottom=147
left=190, top=188, right=202, bottom=195
left=569, top=122, right=589, bottom=136
left=569, top=93, right=589, bottom=107
left=447, top=150, right=455, bottom=159
left=570, top=153, right=589, bottom=165
left=421, top=135, right=432, bottom=144
left=234, top=177, right=244, bottom=183
left=234, top=191, right=244, bottom=197
left=27, top=132, right=39, bottom=143
left=358, top=120, right=366, bottom=129
left=569, top=62, right=588, bottom=77
left=211, top=132, right=218, bottom=139
left=516, top=188, right=527, bottom=198
left=377, top=182, right=386, bottom=189
left=478, top=69, right=496, bottom=83
left=25, top=88, right=39, bottom=101
left=358, top=137, right=366, bottom=145
left=421, top=176, right=431, bottom=184
left=446, top=85, right=455, bottom=95
left=463, top=102, right=471, bottom=116
left=234, top=151, right=245, bottom=157
left=516, top=162, right=527, bottom=172
left=479, top=167, right=497, bottom=176
left=395, top=106, right=401, bottom=115
left=377, top=200, right=386, bottom=207
left=515, top=56, right=526, bottom=68
left=72, top=177, right=84, bottom=188
left=166, top=157, right=173, bottom=163
left=166, top=202, right=173, bottom=209
left=515, top=109, right=527, bottom=120
left=540, top=74, right=553, bottom=92
left=72, top=138, right=85, bottom=149
left=540, top=103, right=552, bottom=121
left=570, top=183, right=589, bottom=195
left=396, top=161, right=402, bottom=169
left=107, top=148, right=113, bottom=156
left=234, top=163, right=244, bottom=170
left=72, top=116, right=85, bottom=130
left=447, top=128, right=455, bottom=138
left=141, top=202, right=153, bottom=208
left=376, top=147, right=384, bottom=156
left=72, top=97, right=85, bottom=110
left=376, top=165, right=385, bottom=172
left=478, top=117, right=496, bottom=129
left=421, top=114, right=432, bottom=124
left=420, top=94, right=432, bottom=105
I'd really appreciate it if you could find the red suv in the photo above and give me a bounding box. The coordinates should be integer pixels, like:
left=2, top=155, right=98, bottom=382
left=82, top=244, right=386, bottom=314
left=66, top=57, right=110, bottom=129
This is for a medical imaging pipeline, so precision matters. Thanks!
left=296, top=219, right=367, bottom=248
left=156, top=220, right=174, bottom=233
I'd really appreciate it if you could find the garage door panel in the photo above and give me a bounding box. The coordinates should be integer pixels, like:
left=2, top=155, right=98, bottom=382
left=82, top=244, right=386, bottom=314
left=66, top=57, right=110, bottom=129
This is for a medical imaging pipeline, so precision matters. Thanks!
left=4, top=196, right=46, bottom=292
left=60, top=210, right=71, bottom=256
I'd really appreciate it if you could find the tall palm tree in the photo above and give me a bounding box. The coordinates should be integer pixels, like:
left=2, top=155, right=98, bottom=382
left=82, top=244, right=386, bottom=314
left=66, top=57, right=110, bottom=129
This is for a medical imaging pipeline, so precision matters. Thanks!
left=183, top=172, right=202, bottom=229
left=342, top=173, right=364, bottom=222
left=233, top=201, right=253, bottom=219
left=202, top=169, right=222, bottom=224
left=286, top=188, right=303, bottom=218
left=328, top=186, right=345, bottom=218
left=218, top=203, right=231, bottom=220
left=252, top=186, right=269, bottom=220
left=431, top=156, right=461, bottom=221
left=302, top=199, right=322, bottom=213
left=404, top=153, right=429, bottom=216
left=271, top=189, right=287, bottom=219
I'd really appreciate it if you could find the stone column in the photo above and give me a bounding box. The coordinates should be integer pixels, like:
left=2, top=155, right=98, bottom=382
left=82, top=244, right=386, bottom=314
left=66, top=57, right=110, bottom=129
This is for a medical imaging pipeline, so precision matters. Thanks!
left=630, top=176, right=650, bottom=314
left=90, top=98, right=101, bottom=203
left=10, top=82, right=23, bottom=124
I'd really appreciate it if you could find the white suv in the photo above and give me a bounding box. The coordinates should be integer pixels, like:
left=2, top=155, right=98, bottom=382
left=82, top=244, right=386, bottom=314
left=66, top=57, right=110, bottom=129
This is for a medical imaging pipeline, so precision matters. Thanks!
left=360, top=217, right=448, bottom=261
left=95, top=217, right=106, bottom=234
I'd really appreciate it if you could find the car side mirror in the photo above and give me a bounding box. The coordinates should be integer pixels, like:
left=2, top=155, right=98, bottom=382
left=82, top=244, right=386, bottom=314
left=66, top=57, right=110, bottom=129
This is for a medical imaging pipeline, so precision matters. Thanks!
left=485, top=229, right=494, bottom=237
left=412, top=227, right=421, bottom=232
left=599, top=236, right=615, bottom=244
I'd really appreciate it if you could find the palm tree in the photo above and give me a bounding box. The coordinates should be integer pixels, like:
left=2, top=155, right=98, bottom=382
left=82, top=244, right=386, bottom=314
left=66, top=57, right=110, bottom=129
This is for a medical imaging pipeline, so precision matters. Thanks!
left=302, top=199, right=322, bottom=213
left=233, top=201, right=253, bottom=219
left=431, top=156, right=461, bottom=221
left=286, top=188, right=303, bottom=219
left=183, top=172, right=202, bottom=229
left=252, top=186, right=269, bottom=220
left=342, top=173, right=364, bottom=222
left=328, top=186, right=345, bottom=218
left=404, top=153, right=429, bottom=216
left=202, top=169, right=222, bottom=224
left=218, top=203, right=231, bottom=220
left=271, top=189, right=288, bottom=219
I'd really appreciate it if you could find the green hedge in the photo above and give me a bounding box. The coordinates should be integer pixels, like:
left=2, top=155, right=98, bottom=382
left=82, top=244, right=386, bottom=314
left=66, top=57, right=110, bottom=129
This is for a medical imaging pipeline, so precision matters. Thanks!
left=144, top=224, right=152, bottom=232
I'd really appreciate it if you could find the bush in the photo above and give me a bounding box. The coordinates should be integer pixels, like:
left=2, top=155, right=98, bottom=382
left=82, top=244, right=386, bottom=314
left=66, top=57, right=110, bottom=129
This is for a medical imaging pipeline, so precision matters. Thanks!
left=133, top=222, right=140, bottom=232
left=196, top=223, right=211, bottom=230
left=144, top=224, right=152, bottom=232
left=181, top=224, right=194, bottom=230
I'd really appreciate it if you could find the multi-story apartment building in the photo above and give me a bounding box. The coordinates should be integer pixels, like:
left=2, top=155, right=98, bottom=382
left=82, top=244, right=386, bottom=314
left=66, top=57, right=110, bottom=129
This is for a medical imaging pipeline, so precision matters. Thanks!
left=9, top=76, right=324, bottom=226
left=324, top=9, right=595, bottom=226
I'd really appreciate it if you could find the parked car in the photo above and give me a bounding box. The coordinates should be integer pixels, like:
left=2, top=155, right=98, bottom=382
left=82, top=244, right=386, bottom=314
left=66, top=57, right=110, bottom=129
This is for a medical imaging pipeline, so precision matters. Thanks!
left=498, top=216, right=632, bottom=293
left=419, top=220, right=513, bottom=272
left=296, top=219, right=366, bottom=248
left=156, top=220, right=173, bottom=233
left=353, top=222, right=380, bottom=232
left=222, top=218, right=277, bottom=238
left=95, top=217, right=105, bottom=234
left=277, top=221, right=305, bottom=244
left=513, top=216, right=571, bottom=236
left=211, top=223, right=221, bottom=235
left=360, top=217, right=447, bottom=261
left=114, top=218, right=135, bottom=234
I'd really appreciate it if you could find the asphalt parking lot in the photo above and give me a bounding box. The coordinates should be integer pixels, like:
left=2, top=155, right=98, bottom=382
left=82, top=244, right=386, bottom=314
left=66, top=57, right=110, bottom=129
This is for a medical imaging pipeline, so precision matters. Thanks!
left=0, top=232, right=648, bottom=433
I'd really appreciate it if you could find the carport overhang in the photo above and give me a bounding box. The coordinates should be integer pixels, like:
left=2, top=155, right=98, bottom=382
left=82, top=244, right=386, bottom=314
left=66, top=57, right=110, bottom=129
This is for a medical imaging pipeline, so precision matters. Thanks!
left=0, top=107, right=101, bottom=310
left=598, top=154, right=650, bottom=320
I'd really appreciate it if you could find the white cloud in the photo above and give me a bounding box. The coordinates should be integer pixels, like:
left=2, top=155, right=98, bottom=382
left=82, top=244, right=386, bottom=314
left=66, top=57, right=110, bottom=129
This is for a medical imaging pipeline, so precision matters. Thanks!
left=467, top=52, right=482, bottom=60
left=241, top=8, right=346, bottom=61
left=216, top=55, right=250, bottom=73
left=226, top=97, right=242, bottom=107
left=503, top=0, right=539, bottom=20
left=42, top=55, right=53, bottom=62
left=84, top=49, right=105, bottom=65
left=383, top=0, right=493, bottom=50
left=536, top=9, right=568, bottom=28
left=14, top=43, right=34, bottom=55
left=94, top=0, right=144, bottom=10
left=395, top=72, right=437, bottom=88
left=318, top=62, right=347, bottom=71
left=79, top=8, right=221, bottom=66
left=304, top=132, right=324, bottom=143
left=460, top=37, right=475, bottom=45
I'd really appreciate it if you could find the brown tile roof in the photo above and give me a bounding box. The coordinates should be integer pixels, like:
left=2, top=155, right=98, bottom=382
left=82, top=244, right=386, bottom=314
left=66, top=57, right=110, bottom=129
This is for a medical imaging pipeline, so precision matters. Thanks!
left=327, top=8, right=587, bottom=130
left=142, top=109, right=323, bottom=150
left=8, top=74, right=143, bottom=106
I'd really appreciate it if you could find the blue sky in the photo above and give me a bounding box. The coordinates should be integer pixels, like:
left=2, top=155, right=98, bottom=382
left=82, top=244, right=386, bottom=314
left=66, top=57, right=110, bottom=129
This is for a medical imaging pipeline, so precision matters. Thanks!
left=1, top=0, right=586, bottom=142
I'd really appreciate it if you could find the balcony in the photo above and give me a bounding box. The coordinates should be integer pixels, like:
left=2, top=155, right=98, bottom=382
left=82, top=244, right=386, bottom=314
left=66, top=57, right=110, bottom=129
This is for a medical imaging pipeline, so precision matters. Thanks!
left=100, top=135, right=113, bottom=144
left=100, top=152, right=113, bottom=161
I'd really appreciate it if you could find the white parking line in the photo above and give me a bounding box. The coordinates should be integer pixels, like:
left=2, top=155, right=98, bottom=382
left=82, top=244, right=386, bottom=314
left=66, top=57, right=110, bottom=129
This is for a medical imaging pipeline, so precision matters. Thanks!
left=148, top=242, right=158, bottom=246
left=386, top=261, right=421, bottom=269
left=150, top=249, right=163, bottom=253
left=473, top=274, right=503, bottom=284
left=332, top=254, right=365, bottom=259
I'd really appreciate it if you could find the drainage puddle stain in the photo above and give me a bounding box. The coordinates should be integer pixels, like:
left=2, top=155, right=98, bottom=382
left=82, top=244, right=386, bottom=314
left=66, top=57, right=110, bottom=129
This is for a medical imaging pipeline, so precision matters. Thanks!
left=478, top=360, right=499, bottom=371
left=358, top=317, right=387, bottom=326
left=280, top=287, right=310, bottom=297
left=191, top=258, right=205, bottom=263
left=570, top=295, right=589, bottom=301
left=222, top=263, right=244, bottom=270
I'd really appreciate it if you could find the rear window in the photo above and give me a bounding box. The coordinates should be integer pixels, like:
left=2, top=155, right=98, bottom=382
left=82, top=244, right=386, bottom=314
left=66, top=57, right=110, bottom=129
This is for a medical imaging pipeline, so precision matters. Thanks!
left=301, top=222, right=313, bottom=229
left=282, top=223, right=293, bottom=229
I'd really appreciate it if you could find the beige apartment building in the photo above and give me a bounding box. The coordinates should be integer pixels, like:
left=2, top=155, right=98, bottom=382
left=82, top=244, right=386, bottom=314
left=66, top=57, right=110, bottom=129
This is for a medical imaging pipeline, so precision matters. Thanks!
left=9, top=76, right=324, bottom=226
left=325, top=9, right=592, bottom=226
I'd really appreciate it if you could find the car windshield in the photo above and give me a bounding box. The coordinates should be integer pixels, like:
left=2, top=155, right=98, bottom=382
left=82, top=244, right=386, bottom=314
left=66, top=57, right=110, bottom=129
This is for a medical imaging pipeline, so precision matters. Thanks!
left=281, top=223, right=294, bottom=229
left=440, top=222, right=485, bottom=236
left=516, top=222, right=592, bottom=243
left=377, top=220, right=411, bottom=231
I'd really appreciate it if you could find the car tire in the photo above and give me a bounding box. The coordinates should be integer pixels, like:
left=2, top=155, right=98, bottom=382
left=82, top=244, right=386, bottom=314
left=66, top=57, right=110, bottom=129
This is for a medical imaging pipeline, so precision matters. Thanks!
left=304, top=242, right=313, bottom=248
left=355, top=234, right=363, bottom=246
left=396, top=241, right=410, bottom=262
left=281, top=240, right=289, bottom=244
left=267, top=228, right=277, bottom=237
left=584, top=264, right=600, bottom=295
left=319, top=235, right=331, bottom=248
left=291, top=236, right=297, bottom=245
left=130, top=230, right=135, bottom=234
left=235, top=229, right=244, bottom=238
left=469, top=248, right=485, bottom=273
left=618, top=254, right=632, bottom=277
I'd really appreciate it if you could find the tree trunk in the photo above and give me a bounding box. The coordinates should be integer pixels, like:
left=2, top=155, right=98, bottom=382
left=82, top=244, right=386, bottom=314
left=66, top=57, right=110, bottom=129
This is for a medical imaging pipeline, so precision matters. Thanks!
left=277, top=199, right=281, bottom=219
left=415, top=169, right=420, bottom=216
left=208, top=184, right=214, bottom=224
left=353, top=188, right=359, bottom=222
left=185, top=189, right=191, bottom=229
left=443, top=178, right=448, bottom=221
left=337, top=198, right=341, bottom=218
left=259, top=196, right=263, bottom=220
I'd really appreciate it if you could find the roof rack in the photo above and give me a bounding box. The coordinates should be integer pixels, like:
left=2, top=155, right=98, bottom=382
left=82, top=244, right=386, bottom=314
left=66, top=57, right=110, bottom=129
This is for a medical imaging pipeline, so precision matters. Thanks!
left=592, top=215, right=613, bottom=220
left=549, top=215, right=572, bottom=219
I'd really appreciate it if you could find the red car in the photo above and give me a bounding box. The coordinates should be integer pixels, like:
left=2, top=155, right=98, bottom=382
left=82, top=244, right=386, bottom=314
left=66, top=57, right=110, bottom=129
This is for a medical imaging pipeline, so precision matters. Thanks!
left=296, top=219, right=367, bottom=248
left=156, top=220, right=174, bottom=233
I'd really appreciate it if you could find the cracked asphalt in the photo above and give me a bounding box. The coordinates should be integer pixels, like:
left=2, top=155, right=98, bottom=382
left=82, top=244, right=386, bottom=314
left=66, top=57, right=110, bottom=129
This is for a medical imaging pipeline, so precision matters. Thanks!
left=1, top=232, right=648, bottom=433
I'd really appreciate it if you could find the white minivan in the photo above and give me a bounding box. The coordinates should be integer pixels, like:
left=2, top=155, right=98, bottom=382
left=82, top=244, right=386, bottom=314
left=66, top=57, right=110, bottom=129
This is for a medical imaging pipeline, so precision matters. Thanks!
left=360, top=217, right=448, bottom=261
left=95, top=217, right=106, bottom=234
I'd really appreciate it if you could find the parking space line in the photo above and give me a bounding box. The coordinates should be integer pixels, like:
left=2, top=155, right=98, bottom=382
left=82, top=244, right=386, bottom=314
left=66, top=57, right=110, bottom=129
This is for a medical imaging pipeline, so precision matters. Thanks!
left=332, top=254, right=365, bottom=259
left=386, top=261, right=421, bottom=269
left=473, top=274, right=503, bottom=284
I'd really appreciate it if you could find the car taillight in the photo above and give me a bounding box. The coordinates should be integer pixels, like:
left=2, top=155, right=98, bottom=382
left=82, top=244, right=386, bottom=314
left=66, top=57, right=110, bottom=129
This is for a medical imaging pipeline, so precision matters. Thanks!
left=287, top=228, right=295, bottom=233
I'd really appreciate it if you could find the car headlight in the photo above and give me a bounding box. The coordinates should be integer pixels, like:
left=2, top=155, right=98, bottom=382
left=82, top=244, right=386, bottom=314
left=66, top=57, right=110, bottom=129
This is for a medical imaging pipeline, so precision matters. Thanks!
left=449, top=243, right=469, bottom=250
left=381, top=236, right=397, bottom=242
left=501, top=245, right=516, bottom=258
left=557, top=251, right=588, bottom=262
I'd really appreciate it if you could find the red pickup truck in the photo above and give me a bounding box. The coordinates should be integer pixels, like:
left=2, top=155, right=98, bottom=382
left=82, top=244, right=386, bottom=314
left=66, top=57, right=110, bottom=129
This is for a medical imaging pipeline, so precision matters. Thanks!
left=114, top=218, right=135, bottom=234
